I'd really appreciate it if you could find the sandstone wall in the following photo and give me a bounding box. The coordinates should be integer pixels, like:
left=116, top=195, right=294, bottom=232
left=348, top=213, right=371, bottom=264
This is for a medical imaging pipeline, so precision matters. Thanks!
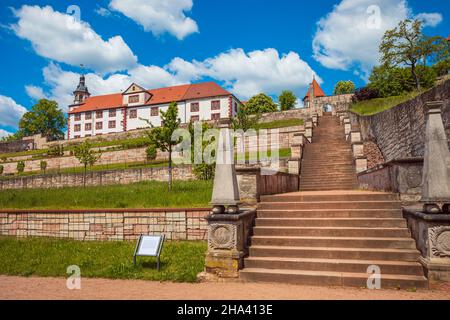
left=0, top=166, right=194, bottom=190
left=0, top=209, right=208, bottom=241
left=349, top=79, right=450, bottom=163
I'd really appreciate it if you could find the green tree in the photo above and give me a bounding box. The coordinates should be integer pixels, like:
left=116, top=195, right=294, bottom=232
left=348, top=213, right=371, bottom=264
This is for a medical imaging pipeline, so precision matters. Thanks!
left=0, top=165, right=3, bottom=175
left=278, top=90, right=297, bottom=111
left=18, top=99, right=66, bottom=140
left=40, top=160, right=47, bottom=174
left=188, top=121, right=215, bottom=180
left=380, top=19, right=424, bottom=90
left=17, top=161, right=25, bottom=174
left=368, top=65, right=436, bottom=97
left=145, top=102, right=181, bottom=191
left=245, top=93, right=278, bottom=114
left=231, top=106, right=260, bottom=131
left=74, top=141, right=101, bottom=187
left=333, top=81, right=356, bottom=95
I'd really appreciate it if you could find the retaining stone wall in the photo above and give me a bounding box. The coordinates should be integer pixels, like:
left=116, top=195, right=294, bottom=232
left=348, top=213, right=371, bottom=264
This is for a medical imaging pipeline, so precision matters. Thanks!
left=0, top=209, right=209, bottom=241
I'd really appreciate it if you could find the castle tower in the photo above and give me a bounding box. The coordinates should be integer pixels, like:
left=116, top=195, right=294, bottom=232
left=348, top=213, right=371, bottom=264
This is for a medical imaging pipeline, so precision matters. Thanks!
left=73, top=74, right=90, bottom=104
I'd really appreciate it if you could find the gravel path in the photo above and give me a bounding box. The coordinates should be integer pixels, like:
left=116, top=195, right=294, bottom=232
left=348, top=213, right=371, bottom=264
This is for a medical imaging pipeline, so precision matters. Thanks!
left=1, top=275, right=449, bottom=300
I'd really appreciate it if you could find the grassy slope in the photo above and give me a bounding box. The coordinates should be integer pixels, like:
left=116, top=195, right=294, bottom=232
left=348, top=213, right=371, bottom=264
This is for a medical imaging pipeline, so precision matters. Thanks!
left=0, top=180, right=213, bottom=210
left=255, top=118, right=304, bottom=130
left=0, top=236, right=206, bottom=282
left=349, top=91, right=422, bottom=116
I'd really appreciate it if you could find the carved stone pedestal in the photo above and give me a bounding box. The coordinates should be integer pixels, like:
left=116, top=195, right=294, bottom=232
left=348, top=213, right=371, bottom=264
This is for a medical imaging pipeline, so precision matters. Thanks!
left=205, top=210, right=256, bottom=278
left=403, top=209, right=450, bottom=281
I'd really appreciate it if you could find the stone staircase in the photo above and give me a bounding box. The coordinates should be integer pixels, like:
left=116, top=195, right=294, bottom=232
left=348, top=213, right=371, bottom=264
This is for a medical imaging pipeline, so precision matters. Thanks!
left=240, top=114, right=428, bottom=289
left=299, top=114, right=357, bottom=191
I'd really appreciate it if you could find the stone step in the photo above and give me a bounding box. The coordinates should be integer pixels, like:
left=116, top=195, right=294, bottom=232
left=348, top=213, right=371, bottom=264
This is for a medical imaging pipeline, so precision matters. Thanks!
left=240, top=268, right=428, bottom=289
left=253, top=226, right=411, bottom=238
left=243, top=257, right=424, bottom=276
left=258, top=201, right=400, bottom=210
left=298, top=186, right=357, bottom=191
left=299, top=178, right=357, bottom=184
left=255, top=218, right=407, bottom=228
left=248, top=245, right=420, bottom=261
left=260, top=193, right=399, bottom=202
left=251, top=236, right=416, bottom=249
left=256, top=209, right=403, bottom=218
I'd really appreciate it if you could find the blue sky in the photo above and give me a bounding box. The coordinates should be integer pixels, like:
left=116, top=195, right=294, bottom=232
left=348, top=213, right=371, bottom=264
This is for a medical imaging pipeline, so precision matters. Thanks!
left=0, top=0, right=448, bottom=137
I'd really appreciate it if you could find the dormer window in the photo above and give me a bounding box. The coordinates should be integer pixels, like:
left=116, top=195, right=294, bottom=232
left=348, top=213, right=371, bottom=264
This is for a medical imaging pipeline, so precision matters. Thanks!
left=129, top=95, right=139, bottom=104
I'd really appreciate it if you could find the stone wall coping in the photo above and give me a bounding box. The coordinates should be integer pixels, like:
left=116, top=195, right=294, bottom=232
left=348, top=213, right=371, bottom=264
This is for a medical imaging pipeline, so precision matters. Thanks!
left=205, top=209, right=257, bottom=222
left=236, top=165, right=261, bottom=173
left=0, top=207, right=211, bottom=214
left=403, top=207, right=450, bottom=222
left=351, top=141, right=364, bottom=146
left=357, top=157, right=424, bottom=176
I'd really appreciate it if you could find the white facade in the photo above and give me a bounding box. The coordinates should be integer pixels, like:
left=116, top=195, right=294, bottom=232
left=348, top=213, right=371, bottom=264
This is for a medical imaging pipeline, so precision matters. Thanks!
left=68, top=94, right=241, bottom=140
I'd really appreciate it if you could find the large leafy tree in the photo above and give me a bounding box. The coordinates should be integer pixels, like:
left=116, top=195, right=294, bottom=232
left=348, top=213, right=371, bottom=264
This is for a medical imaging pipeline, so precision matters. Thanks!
left=18, top=99, right=66, bottom=140
left=380, top=19, right=425, bottom=90
left=333, top=81, right=356, bottom=95
left=146, top=102, right=181, bottom=191
left=245, top=93, right=278, bottom=114
left=278, top=90, right=297, bottom=111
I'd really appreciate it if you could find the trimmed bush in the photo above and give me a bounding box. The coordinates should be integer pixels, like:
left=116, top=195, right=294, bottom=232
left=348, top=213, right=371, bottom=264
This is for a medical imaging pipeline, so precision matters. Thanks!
left=17, top=161, right=25, bottom=174
left=352, top=87, right=380, bottom=103
left=146, top=144, right=157, bottom=161
left=0, top=165, right=3, bottom=175
left=40, top=160, right=47, bottom=173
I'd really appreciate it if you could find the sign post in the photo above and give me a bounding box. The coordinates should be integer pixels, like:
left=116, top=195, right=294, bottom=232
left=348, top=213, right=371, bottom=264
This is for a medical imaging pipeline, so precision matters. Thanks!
left=133, top=235, right=165, bottom=271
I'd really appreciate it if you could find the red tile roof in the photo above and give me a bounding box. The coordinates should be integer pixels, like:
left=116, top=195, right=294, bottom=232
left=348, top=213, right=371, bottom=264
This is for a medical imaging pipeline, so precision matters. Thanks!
left=69, top=82, right=231, bottom=114
left=303, top=78, right=326, bottom=101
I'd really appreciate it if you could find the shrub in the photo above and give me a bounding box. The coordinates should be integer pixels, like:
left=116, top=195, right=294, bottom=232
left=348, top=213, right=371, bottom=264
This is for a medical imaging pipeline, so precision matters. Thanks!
left=352, top=87, right=380, bottom=103
left=40, top=160, right=48, bottom=173
left=1, top=156, right=7, bottom=163
left=17, top=161, right=25, bottom=174
left=47, top=145, right=64, bottom=157
left=146, top=144, right=157, bottom=161
left=0, top=165, right=3, bottom=175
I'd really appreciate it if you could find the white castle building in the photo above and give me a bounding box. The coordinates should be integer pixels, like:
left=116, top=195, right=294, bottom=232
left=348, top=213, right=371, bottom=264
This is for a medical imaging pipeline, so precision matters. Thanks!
left=67, top=75, right=242, bottom=140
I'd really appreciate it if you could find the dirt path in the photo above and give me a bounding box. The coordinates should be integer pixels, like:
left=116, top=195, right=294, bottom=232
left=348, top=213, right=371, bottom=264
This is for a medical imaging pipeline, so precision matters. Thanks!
left=1, top=275, right=449, bottom=300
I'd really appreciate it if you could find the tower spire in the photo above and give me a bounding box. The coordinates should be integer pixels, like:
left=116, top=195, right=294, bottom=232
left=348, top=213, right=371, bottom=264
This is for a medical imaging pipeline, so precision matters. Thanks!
left=73, top=65, right=90, bottom=104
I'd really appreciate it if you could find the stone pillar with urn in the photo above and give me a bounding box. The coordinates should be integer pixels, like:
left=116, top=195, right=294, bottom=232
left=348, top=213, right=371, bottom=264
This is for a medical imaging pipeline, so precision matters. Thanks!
left=204, top=118, right=256, bottom=278
left=403, top=101, right=450, bottom=281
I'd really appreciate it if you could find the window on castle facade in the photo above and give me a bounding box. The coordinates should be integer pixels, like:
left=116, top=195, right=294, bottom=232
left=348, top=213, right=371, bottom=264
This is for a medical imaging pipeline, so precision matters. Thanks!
left=85, top=112, right=92, bottom=120
left=190, top=102, right=199, bottom=112
left=190, top=115, right=200, bottom=122
left=74, top=114, right=81, bottom=121
left=129, top=95, right=139, bottom=104
left=85, top=123, right=92, bottom=131
left=211, top=100, right=220, bottom=111
left=129, top=110, right=137, bottom=119
left=151, top=107, right=159, bottom=116
left=211, top=113, right=220, bottom=120
left=108, top=121, right=116, bottom=129
left=96, top=122, right=103, bottom=130
left=109, top=109, right=116, bottom=117
left=96, top=111, right=103, bottom=118
left=74, top=124, right=81, bottom=132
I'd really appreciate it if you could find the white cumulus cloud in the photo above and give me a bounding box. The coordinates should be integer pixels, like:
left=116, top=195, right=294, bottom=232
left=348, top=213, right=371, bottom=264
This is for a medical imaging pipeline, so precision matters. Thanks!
left=25, top=85, right=47, bottom=100
left=0, top=95, right=28, bottom=129
left=0, top=129, right=13, bottom=138
left=415, top=13, right=443, bottom=27
left=312, top=0, right=443, bottom=78
left=30, top=48, right=320, bottom=111
left=12, top=5, right=138, bottom=74
left=109, top=0, right=198, bottom=40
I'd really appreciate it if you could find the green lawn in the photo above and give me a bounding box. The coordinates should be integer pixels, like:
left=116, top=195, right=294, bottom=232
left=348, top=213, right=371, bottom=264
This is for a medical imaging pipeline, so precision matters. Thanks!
left=0, top=180, right=213, bottom=210
left=0, top=236, right=206, bottom=282
left=255, top=118, right=304, bottom=130
left=349, top=91, right=422, bottom=116
left=1, top=159, right=170, bottom=180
